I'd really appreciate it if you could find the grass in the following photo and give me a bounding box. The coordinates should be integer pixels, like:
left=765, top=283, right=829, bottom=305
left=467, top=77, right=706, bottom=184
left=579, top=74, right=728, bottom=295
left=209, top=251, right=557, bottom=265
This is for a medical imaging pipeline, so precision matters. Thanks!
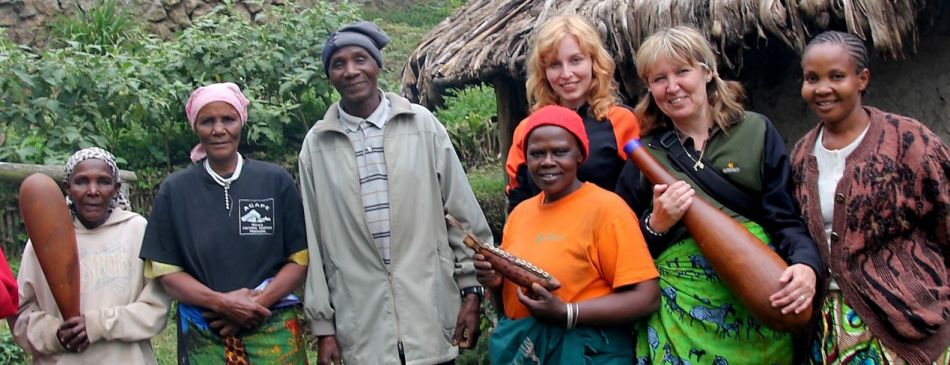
left=0, top=320, right=27, bottom=364
left=153, top=317, right=176, bottom=365
left=359, top=0, right=466, bottom=92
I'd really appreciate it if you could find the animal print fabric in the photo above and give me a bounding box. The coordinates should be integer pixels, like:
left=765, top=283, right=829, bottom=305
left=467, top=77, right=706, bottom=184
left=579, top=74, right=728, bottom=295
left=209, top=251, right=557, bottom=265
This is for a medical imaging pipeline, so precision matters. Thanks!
left=634, top=222, right=793, bottom=365
left=224, top=336, right=249, bottom=365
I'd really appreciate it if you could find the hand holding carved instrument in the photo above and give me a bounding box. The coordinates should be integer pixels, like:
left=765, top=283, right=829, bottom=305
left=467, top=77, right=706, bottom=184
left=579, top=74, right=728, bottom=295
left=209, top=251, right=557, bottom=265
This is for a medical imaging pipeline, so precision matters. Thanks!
left=19, top=173, right=81, bottom=319
left=445, top=214, right=560, bottom=291
left=624, top=139, right=810, bottom=332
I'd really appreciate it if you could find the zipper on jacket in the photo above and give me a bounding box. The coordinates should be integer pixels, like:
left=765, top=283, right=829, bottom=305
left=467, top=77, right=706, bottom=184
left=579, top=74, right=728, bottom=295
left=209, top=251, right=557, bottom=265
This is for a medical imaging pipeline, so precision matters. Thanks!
left=388, top=272, right=405, bottom=364
left=398, top=341, right=406, bottom=364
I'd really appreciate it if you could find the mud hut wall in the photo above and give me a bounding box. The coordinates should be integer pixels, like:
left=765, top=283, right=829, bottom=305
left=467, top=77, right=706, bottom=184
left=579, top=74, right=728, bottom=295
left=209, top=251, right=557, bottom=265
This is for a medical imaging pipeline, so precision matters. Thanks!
left=740, top=28, right=950, bottom=146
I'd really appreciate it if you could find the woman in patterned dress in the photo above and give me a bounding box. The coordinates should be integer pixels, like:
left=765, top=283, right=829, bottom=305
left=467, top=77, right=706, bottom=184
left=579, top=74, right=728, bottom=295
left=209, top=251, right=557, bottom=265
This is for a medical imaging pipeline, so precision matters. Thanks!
left=792, top=30, right=950, bottom=365
left=614, top=26, right=821, bottom=364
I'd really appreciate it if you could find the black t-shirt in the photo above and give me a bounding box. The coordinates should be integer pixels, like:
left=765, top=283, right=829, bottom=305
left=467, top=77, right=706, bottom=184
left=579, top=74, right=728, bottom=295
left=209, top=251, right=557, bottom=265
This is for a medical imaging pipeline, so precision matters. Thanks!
left=140, top=159, right=307, bottom=292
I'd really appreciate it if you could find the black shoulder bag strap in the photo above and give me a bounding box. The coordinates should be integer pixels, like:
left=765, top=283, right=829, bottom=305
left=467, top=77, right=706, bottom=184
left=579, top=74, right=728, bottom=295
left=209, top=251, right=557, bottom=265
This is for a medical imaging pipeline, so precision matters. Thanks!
left=655, top=130, right=761, bottom=220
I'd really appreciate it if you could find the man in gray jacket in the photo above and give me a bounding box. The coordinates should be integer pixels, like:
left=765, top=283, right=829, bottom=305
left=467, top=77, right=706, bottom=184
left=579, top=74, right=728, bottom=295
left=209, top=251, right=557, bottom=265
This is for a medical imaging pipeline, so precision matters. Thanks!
left=299, top=21, right=492, bottom=365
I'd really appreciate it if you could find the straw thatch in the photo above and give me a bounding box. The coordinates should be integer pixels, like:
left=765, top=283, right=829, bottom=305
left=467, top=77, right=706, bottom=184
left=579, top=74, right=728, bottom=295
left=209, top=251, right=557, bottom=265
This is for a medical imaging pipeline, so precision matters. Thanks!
left=401, top=0, right=933, bottom=107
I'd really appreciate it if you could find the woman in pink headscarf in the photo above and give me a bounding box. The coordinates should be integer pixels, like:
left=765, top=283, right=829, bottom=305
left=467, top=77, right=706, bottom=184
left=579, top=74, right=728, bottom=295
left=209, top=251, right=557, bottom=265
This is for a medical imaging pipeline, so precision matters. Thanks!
left=139, top=83, right=309, bottom=364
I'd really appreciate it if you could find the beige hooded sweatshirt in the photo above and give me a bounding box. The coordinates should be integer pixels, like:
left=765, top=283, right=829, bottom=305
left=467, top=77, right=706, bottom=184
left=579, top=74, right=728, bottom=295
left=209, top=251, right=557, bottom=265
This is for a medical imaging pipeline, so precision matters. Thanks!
left=14, top=209, right=170, bottom=365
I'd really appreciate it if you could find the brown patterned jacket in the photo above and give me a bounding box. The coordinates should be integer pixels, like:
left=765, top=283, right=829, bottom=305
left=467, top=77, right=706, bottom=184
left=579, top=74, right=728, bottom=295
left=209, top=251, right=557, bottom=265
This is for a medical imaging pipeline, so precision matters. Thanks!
left=791, top=106, right=949, bottom=365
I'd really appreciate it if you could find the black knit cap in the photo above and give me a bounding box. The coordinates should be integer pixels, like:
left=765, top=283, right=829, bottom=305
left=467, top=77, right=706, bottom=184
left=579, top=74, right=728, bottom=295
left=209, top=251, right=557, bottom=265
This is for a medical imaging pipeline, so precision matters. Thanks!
left=322, top=21, right=391, bottom=76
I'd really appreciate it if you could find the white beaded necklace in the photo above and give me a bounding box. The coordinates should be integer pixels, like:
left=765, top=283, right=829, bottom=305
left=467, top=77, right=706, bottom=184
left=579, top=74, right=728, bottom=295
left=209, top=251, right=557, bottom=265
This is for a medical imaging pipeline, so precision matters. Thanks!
left=204, top=154, right=244, bottom=212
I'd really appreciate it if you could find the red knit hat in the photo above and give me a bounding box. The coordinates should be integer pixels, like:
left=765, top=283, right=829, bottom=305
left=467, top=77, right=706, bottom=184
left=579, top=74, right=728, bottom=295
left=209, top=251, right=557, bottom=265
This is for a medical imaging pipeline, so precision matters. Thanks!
left=522, top=105, right=590, bottom=161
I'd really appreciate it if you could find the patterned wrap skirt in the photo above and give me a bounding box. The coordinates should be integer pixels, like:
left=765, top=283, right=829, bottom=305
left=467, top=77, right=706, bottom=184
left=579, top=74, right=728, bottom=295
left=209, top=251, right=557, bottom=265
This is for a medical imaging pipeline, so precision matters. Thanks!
left=634, top=222, right=793, bottom=365
left=177, top=302, right=308, bottom=365
left=811, top=291, right=950, bottom=365
left=489, top=315, right=634, bottom=364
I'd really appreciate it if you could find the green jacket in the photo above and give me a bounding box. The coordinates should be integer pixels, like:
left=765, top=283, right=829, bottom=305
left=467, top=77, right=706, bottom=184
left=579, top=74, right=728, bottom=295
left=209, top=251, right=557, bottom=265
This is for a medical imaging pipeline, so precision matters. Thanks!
left=299, top=92, right=492, bottom=365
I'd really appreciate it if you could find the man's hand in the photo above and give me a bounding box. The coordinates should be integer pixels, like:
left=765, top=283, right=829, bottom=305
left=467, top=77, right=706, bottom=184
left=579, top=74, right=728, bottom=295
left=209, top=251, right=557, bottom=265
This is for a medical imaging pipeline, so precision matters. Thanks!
left=473, top=253, right=502, bottom=290
left=452, top=294, right=481, bottom=349
left=317, top=335, right=342, bottom=365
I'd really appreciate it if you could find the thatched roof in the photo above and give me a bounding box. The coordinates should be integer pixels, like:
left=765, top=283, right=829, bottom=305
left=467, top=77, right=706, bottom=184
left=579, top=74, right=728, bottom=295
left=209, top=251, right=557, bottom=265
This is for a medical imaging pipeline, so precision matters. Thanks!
left=401, top=0, right=932, bottom=107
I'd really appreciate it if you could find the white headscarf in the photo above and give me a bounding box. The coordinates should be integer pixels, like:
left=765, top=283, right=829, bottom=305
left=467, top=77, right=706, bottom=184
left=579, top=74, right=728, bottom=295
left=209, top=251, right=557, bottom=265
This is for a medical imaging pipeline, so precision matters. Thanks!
left=63, top=147, right=130, bottom=211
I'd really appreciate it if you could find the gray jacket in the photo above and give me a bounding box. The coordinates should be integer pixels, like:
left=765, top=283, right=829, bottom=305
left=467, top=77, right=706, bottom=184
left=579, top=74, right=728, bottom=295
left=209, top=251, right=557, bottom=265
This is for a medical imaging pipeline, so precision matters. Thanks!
left=299, top=92, right=492, bottom=365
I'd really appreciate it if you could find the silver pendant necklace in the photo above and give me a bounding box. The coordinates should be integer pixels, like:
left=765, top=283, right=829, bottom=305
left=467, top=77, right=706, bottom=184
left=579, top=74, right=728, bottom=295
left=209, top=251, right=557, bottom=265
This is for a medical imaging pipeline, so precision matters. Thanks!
left=204, top=154, right=244, bottom=212
left=673, top=129, right=707, bottom=171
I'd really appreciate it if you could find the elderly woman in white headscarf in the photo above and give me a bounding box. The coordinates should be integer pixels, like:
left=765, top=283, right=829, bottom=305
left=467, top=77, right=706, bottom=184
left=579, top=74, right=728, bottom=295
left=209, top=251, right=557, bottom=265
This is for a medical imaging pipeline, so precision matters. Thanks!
left=14, top=147, right=171, bottom=365
left=139, top=82, right=309, bottom=364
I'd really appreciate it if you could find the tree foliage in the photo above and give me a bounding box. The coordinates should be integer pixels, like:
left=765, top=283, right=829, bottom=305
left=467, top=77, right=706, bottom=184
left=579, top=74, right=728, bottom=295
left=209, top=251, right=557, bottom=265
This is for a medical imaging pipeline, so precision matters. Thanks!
left=434, top=85, right=499, bottom=169
left=0, top=1, right=359, bottom=184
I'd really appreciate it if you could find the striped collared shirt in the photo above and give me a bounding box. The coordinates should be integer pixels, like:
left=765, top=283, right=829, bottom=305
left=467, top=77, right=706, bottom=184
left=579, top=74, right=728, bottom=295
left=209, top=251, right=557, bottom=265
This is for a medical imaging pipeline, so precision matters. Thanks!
left=339, top=93, right=393, bottom=266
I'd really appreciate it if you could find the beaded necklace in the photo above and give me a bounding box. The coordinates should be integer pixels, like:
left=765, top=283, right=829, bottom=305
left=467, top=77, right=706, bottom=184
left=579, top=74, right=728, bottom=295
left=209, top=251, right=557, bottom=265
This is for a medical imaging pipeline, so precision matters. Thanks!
left=204, top=154, right=244, bottom=212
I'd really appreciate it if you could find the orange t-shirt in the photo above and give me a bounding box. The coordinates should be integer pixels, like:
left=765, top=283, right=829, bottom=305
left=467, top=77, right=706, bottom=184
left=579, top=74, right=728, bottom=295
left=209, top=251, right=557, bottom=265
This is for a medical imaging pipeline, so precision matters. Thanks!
left=500, top=182, right=659, bottom=319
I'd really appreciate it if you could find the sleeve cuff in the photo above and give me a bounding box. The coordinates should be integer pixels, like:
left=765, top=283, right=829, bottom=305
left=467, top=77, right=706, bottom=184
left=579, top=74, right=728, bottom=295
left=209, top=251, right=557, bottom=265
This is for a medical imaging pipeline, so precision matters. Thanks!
left=38, top=319, right=66, bottom=354
left=790, top=254, right=822, bottom=280
left=143, top=260, right=183, bottom=279
left=309, top=319, right=336, bottom=336
left=83, top=308, right=105, bottom=344
left=288, top=249, right=309, bottom=266
left=456, top=274, right=479, bottom=290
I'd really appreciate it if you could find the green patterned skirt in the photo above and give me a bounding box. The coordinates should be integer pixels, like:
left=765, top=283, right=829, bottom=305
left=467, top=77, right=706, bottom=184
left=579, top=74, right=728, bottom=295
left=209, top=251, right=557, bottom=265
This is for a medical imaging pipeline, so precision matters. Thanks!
left=811, top=291, right=950, bottom=365
left=634, top=222, right=793, bottom=365
left=178, top=303, right=308, bottom=365
left=489, top=315, right=634, bottom=364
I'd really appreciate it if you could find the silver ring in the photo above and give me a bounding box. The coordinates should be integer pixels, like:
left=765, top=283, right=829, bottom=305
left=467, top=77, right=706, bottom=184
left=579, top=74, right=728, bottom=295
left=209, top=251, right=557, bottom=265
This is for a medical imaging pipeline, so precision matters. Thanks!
left=799, top=294, right=806, bottom=300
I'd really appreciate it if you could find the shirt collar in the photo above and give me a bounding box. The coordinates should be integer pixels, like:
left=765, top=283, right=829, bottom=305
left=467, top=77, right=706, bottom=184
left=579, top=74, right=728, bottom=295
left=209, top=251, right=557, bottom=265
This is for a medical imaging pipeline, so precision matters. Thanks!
left=339, top=90, right=390, bottom=131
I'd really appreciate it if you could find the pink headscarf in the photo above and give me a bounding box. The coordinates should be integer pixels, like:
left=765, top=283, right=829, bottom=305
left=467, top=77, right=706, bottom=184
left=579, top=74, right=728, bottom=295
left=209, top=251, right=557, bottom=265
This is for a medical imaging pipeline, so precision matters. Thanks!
left=184, top=82, right=250, bottom=162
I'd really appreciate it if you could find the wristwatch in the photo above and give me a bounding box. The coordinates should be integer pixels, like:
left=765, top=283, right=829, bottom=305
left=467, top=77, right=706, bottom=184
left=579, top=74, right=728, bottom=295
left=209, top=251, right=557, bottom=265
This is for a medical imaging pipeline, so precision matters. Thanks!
left=460, top=286, right=485, bottom=299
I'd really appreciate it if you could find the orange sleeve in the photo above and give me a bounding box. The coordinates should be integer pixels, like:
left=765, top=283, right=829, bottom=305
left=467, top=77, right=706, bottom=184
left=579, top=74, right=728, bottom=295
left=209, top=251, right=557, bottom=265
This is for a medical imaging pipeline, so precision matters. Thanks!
left=606, top=106, right=641, bottom=160
left=595, top=203, right=658, bottom=288
left=505, top=118, right=531, bottom=194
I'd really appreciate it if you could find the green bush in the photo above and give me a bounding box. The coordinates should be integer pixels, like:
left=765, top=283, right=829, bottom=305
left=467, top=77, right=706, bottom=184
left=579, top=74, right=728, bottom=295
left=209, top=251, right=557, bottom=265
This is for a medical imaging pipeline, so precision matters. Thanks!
left=0, top=1, right=359, bottom=186
left=467, top=164, right=505, bottom=241
left=435, top=85, right=500, bottom=169
left=0, top=320, right=26, bottom=364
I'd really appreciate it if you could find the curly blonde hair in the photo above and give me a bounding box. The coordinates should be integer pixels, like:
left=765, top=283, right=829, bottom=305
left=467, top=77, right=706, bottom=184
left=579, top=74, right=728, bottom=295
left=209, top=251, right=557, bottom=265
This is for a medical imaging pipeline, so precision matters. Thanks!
left=526, top=15, right=617, bottom=121
left=634, top=26, right=745, bottom=135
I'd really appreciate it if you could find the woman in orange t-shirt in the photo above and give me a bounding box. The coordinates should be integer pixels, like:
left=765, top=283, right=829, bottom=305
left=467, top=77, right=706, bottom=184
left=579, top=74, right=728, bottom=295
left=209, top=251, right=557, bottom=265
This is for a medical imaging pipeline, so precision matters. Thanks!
left=476, top=105, right=659, bottom=364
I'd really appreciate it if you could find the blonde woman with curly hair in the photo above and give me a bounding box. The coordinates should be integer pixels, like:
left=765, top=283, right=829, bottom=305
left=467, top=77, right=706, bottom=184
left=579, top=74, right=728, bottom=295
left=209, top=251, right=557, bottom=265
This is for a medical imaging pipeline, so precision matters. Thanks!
left=614, top=26, right=820, bottom=364
left=505, top=14, right=640, bottom=211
